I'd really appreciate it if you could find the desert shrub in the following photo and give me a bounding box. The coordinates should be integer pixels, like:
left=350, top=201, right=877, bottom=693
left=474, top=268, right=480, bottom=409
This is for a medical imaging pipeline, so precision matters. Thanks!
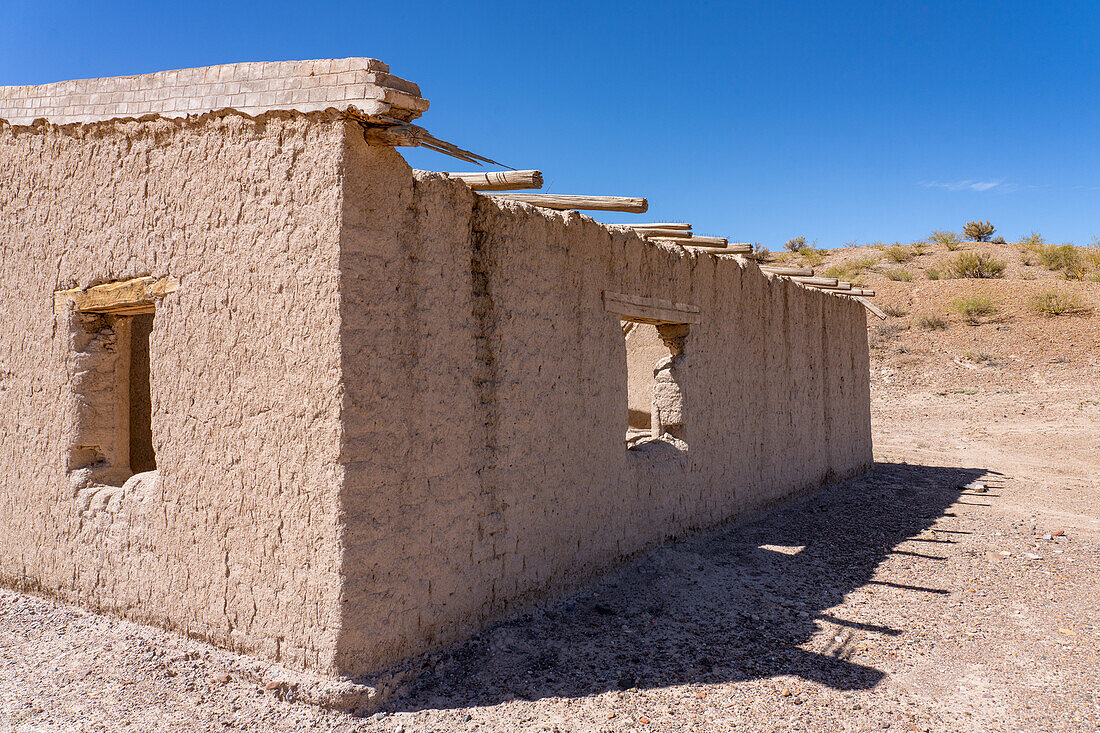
left=884, top=244, right=914, bottom=263
left=1085, top=245, right=1100, bottom=269
left=823, top=255, right=877, bottom=283
left=1028, top=289, right=1092, bottom=316
left=951, top=295, right=998, bottom=324
left=963, top=351, right=995, bottom=364
left=991, top=236, right=1006, bottom=245
left=784, top=236, right=807, bottom=252
left=947, top=251, right=1006, bottom=278
left=884, top=268, right=914, bottom=281
left=750, top=243, right=772, bottom=262
left=963, top=220, right=995, bottom=242
left=927, top=268, right=943, bottom=280
left=869, top=241, right=886, bottom=250
left=882, top=304, right=908, bottom=317
left=798, top=246, right=825, bottom=267
left=918, top=314, right=948, bottom=330
left=929, top=230, right=962, bottom=250
left=912, top=241, right=927, bottom=256
left=1036, top=243, right=1091, bottom=278
left=1020, top=232, right=1046, bottom=251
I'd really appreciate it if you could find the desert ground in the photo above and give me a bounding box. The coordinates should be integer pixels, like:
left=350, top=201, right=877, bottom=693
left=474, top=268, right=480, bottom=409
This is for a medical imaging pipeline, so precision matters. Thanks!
left=2, top=240, right=1098, bottom=732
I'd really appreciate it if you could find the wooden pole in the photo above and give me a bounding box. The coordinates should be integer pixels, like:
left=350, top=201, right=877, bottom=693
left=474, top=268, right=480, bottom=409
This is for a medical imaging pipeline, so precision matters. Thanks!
left=484, top=193, right=648, bottom=213
left=634, top=228, right=693, bottom=239
left=445, top=170, right=543, bottom=191
left=854, top=295, right=887, bottom=319
left=759, top=265, right=814, bottom=276
left=850, top=288, right=876, bottom=297
left=708, top=243, right=755, bottom=254
left=789, top=276, right=839, bottom=286
left=621, top=223, right=692, bottom=231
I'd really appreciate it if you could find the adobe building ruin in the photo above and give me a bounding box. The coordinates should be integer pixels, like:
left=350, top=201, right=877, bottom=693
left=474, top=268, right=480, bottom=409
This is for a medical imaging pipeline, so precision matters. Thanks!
left=0, top=59, right=872, bottom=680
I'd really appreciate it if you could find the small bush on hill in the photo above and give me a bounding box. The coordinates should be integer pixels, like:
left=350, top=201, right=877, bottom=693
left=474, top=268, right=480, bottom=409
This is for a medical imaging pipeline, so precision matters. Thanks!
left=963, top=220, right=996, bottom=242
left=884, top=244, right=914, bottom=263
left=884, top=268, right=914, bottom=281
left=948, top=251, right=1006, bottom=278
left=783, top=236, right=807, bottom=252
left=912, top=241, right=927, bottom=256
left=1038, top=243, right=1080, bottom=272
left=1020, top=232, right=1046, bottom=251
left=919, top=314, right=948, bottom=330
left=1029, top=289, right=1092, bottom=316
left=1085, top=244, right=1100, bottom=269
left=951, top=295, right=999, bottom=324
left=797, top=246, right=825, bottom=267
left=927, top=268, right=943, bottom=280
left=750, top=243, right=772, bottom=262
left=929, top=230, right=962, bottom=250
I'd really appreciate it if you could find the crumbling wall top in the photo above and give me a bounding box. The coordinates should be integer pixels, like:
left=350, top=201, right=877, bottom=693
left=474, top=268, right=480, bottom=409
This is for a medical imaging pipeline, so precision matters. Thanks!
left=0, top=57, right=428, bottom=127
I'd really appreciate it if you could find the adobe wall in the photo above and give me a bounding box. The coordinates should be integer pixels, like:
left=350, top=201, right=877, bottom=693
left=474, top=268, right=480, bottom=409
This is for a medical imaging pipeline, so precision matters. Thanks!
left=0, top=113, right=350, bottom=673
left=333, top=133, right=873, bottom=676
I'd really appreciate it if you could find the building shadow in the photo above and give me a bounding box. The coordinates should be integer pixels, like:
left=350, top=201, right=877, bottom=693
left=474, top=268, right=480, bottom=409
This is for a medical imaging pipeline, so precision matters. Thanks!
left=381, top=461, right=990, bottom=712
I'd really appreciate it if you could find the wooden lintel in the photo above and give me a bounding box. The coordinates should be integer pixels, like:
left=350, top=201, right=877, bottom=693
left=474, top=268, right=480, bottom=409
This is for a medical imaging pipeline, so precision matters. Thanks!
left=484, top=193, right=648, bottom=213
left=54, top=276, right=179, bottom=315
left=603, top=291, right=701, bottom=325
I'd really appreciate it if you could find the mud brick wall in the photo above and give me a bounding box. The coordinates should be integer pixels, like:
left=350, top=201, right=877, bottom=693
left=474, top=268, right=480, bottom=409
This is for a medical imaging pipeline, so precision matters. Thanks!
left=0, top=112, right=350, bottom=673
left=0, top=112, right=871, bottom=679
left=334, top=133, right=872, bottom=676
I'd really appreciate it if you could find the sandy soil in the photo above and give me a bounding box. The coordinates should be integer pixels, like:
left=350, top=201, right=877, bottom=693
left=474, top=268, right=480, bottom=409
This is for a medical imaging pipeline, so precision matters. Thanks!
left=3, top=246, right=1098, bottom=732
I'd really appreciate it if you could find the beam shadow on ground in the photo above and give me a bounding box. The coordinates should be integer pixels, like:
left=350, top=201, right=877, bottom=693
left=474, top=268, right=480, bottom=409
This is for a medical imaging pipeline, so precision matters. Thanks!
left=383, top=461, right=987, bottom=712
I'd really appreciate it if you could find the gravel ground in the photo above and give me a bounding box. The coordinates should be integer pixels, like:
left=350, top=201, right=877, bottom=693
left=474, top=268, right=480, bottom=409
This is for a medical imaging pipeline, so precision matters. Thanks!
left=3, top=384, right=1098, bottom=731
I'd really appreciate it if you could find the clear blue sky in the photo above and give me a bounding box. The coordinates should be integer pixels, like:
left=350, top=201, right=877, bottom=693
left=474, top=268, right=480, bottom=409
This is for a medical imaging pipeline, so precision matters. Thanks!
left=3, top=1, right=1098, bottom=247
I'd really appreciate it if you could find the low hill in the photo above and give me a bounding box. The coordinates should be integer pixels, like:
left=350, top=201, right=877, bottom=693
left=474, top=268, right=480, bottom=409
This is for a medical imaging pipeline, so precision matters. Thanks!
left=772, top=240, right=1100, bottom=393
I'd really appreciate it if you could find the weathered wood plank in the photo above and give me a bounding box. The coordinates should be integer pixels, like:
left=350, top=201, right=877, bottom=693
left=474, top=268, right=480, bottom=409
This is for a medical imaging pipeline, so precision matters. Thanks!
left=485, top=193, right=648, bottom=213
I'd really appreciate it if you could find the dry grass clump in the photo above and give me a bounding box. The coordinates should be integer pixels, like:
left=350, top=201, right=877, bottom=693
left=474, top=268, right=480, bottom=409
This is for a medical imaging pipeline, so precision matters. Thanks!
left=927, top=268, right=943, bottom=280
left=884, top=268, right=914, bottom=281
left=951, top=295, right=999, bottom=324
left=947, top=251, right=1006, bottom=278
left=929, top=230, right=962, bottom=250
left=823, top=255, right=877, bottom=283
left=783, top=236, right=807, bottom=252
left=918, top=314, right=948, bottom=330
left=1038, top=243, right=1080, bottom=272
left=881, top=304, right=908, bottom=318
left=883, top=244, right=914, bottom=263
left=1028, top=289, right=1092, bottom=317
